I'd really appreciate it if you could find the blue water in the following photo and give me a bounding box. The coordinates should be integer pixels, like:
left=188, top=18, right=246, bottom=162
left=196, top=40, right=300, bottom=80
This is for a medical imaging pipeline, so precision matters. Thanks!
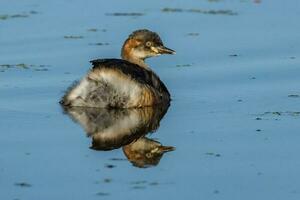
left=1, top=0, right=300, bottom=199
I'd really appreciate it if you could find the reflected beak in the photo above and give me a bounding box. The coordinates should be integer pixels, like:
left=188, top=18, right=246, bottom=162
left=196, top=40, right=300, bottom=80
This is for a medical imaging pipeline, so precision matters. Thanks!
left=152, top=46, right=176, bottom=55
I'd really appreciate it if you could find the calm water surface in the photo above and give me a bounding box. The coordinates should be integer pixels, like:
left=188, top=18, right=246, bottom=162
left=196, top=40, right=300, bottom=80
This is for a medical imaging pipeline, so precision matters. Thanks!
left=1, top=0, right=300, bottom=199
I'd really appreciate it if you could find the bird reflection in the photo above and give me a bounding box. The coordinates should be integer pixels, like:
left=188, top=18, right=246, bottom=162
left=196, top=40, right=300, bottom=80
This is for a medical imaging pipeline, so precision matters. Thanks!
left=62, top=103, right=174, bottom=168
left=123, top=137, right=174, bottom=168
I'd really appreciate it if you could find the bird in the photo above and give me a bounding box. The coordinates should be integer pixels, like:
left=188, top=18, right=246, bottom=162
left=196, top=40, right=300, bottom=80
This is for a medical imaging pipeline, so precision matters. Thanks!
left=60, top=29, right=175, bottom=108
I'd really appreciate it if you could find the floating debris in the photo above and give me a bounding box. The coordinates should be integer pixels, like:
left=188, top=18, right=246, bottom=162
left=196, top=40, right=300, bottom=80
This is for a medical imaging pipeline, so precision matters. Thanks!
left=87, top=28, right=107, bottom=32
left=162, top=8, right=183, bottom=12
left=14, top=182, right=32, bottom=187
left=88, top=42, right=110, bottom=46
left=271, top=112, right=281, bottom=116
left=213, top=189, right=220, bottom=194
left=87, top=28, right=98, bottom=32
left=162, top=8, right=237, bottom=16
left=105, top=164, right=115, bottom=168
left=96, top=192, right=110, bottom=196
left=29, top=11, right=39, bottom=14
left=205, top=152, right=221, bottom=157
left=262, top=111, right=300, bottom=117
left=189, top=9, right=237, bottom=15
left=64, top=35, right=84, bottom=39
left=34, top=68, right=48, bottom=71
left=16, top=63, right=29, bottom=69
left=0, top=11, right=39, bottom=21
left=106, top=12, right=144, bottom=16
left=149, top=182, right=159, bottom=186
left=288, top=94, right=299, bottom=98
left=176, top=64, right=192, bottom=67
left=104, top=178, right=112, bottom=183
left=130, top=181, right=148, bottom=189
left=254, top=111, right=300, bottom=120
left=0, top=63, right=50, bottom=72
left=109, top=158, right=126, bottom=161
left=0, top=64, right=13, bottom=68
left=132, top=186, right=146, bottom=189
left=229, top=54, right=238, bottom=57
left=187, top=33, right=200, bottom=36
left=130, top=180, right=147, bottom=185
left=0, top=14, right=29, bottom=20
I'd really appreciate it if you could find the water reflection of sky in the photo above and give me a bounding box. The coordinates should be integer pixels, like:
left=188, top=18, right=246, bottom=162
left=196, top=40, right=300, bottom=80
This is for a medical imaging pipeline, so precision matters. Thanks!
left=1, top=0, right=300, bottom=199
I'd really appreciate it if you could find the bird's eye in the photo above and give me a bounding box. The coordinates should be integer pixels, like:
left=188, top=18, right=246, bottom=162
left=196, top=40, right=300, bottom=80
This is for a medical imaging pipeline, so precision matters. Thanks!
left=146, top=41, right=152, bottom=47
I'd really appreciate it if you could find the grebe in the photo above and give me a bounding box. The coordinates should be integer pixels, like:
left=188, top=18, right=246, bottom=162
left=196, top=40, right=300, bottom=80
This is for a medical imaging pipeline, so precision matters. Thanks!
left=60, top=29, right=175, bottom=108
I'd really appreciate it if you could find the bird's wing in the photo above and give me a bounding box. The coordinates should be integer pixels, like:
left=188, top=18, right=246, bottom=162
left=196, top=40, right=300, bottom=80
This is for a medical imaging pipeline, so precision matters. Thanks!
left=89, top=59, right=170, bottom=96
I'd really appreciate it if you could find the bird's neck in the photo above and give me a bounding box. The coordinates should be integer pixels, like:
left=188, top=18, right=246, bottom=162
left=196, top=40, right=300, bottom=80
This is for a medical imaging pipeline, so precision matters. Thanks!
left=122, top=54, right=148, bottom=69
left=121, top=39, right=149, bottom=69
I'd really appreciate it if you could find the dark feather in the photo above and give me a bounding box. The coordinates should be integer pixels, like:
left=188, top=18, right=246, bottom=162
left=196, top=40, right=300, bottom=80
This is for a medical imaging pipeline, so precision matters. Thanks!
left=90, top=59, right=170, bottom=96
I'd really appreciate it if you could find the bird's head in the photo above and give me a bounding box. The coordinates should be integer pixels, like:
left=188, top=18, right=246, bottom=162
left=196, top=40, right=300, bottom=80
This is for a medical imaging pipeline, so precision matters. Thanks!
left=121, top=29, right=175, bottom=66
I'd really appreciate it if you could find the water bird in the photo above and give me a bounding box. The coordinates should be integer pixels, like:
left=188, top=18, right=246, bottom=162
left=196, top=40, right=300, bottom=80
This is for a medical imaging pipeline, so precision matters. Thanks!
left=61, top=29, right=175, bottom=108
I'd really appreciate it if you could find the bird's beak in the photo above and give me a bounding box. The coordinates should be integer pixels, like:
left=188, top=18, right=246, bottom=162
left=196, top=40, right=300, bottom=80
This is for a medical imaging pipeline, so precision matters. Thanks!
left=152, top=46, right=176, bottom=55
